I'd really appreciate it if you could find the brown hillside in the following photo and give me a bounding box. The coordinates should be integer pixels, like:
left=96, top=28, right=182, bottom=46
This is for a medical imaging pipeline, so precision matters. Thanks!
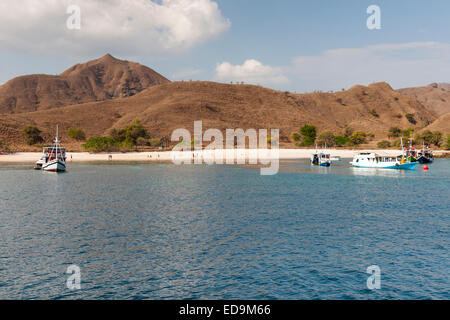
left=430, top=83, right=450, bottom=91
left=423, top=113, right=450, bottom=134
left=0, top=54, right=170, bottom=114
left=0, top=81, right=437, bottom=150
left=398, top=84, right=450, bottom=117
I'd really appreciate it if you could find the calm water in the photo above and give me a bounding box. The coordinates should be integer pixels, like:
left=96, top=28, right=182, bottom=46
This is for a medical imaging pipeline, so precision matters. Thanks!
left=0, top=160, right=449, bottom=300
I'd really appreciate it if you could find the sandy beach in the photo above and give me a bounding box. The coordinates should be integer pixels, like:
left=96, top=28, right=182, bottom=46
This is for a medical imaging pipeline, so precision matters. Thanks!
left=1, top=149, right=442, bottom=163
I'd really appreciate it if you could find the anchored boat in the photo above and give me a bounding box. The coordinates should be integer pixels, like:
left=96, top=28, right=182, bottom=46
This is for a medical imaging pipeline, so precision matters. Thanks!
left=35, top=125, right=66, bottom=172
left=311, top=153, right=331, bottom=167
left=311, top=151, right=331, bottom=167
left=350, top=153, right=418, bottom=170
left=311, top=144, right=332, bottom=167
left=416, top=142, right=434, bottom=164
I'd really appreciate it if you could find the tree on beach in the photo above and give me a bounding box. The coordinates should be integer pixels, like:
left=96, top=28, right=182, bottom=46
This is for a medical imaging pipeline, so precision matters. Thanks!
left=387, top=127, right=401, bottom=138
left=445, top=135, right=450, bottom=150
left=22, top=126, right=44, bottom=145
left=343, top=125, right=353, bottom=138
left=316, top=131, right=335, bottom=147
left=415, top=130, right=443, bottom=147
left=334, top=135, right=350, bottom=147
left=299, top=124, right=316, bottom=146
left=109, top=118, right=149, bottom=146
left=349, top=131, right=367, bottom=145
left=377, top=140, right=391, bottom=148
left=290, top=132, right=300, bottom=142
left=136, top=137, right=149, bottom=146
left=83, top=137, right=120, bottom=152
left=401, top=127, right=414, bottom=139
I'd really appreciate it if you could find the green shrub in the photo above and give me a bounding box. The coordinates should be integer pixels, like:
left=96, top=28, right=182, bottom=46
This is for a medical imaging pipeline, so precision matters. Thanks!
left=377, top=140, right=391, bottom=148
left=148, top=138, right=162, bottom=147
left=334, top=135, right=350, bottom=147
left=109, top=119, right=148, bottom=145
left=369, top=109, right=379, bottom=117
left=299, top=124, right=316, bottom=146
left=291, top=132, right=300, bottom=142
left=349, top=131, right=367, bottom=145
left=445, top=135, right=450, bottom=150
left=316, top=131, right=335, bottom=147
left=83, top=137, right=120, bottom=152
left=67, top=127, right=86, bottom=141
left=388, top=126, right=401, bottom=138
left=431, top=132, right=443, bottom=147
left=405, top=113, right=417, bottom=125
left=343, top=125, right=353, bottom=138
left=401, top=127, right=414, bottom=139
left=136, top=137, right=149, bottom=147
left=22, top=126, right=44, bottom=145
left=415, top=130, right=443, bottom=147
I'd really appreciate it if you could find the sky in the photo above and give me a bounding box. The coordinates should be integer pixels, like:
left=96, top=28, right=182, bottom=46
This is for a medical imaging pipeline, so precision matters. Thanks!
left=0, top=0, right=450, bottom=92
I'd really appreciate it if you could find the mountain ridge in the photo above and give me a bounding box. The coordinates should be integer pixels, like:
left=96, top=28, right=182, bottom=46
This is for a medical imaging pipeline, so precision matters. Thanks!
left=0, top=80, right=442, bottom=150
left=0, top=54, right=170, bottom=114
left=0, top=55, right=449, bottom=150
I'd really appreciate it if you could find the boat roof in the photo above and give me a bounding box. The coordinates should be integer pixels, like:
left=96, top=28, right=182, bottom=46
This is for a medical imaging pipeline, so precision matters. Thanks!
left=356, top=152, right=397, bottom=157
left=42, top=146, right=66, bottom=150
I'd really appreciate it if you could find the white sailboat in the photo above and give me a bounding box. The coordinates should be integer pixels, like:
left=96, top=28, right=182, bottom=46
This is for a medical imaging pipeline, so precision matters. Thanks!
left=40, top=125, right=66, bottom=172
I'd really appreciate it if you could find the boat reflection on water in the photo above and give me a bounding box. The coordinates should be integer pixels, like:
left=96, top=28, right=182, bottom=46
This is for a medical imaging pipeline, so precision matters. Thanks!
left=349, top=167, right=409, bottom=177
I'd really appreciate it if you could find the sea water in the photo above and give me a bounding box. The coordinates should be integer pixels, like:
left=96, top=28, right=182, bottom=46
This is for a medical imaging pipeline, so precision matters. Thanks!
left=0, top=160, right=448, bottom=299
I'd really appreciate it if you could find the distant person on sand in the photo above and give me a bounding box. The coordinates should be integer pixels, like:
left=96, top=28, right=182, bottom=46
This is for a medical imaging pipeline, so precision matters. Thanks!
left=109, top=154, right=112, bottom=161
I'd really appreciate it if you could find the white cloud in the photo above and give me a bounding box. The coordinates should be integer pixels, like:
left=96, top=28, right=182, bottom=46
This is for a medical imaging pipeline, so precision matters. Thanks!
left=292, top=42, right=450, bottom=92
left=215, top=59, right=289, bottom=86
left=0, top=0, right=230, bottom=56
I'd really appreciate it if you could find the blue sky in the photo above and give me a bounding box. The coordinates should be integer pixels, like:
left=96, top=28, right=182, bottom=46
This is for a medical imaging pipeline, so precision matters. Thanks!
left=1, top=0, right=450, bottom=92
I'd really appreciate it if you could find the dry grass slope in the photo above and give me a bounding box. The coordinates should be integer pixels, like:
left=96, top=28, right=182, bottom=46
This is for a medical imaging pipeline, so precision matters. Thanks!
left=398, top=84, right=450, bottom=117
left=0, top=80, right=439, bottom=150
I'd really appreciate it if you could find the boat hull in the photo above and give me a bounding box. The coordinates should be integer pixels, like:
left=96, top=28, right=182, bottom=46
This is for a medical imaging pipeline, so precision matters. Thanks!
left=417, top=156, right=433, bottom=164
left=42, top=160, right=66, bottom=172
left=351, top=162, right=418, bottom=170
left=319, top=162, right=331, bottom=167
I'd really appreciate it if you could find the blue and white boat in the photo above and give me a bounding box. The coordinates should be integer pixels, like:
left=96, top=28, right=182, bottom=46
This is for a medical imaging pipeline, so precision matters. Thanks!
left=311, top=152, right=331, bottom=167
left=350, top=153, right=418, bottom=170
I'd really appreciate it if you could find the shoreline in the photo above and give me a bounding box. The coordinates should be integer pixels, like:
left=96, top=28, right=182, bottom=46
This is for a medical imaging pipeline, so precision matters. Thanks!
left=1, top=149, right=448, bottom=163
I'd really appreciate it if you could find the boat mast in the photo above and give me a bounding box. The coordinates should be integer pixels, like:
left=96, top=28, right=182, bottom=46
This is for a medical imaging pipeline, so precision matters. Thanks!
left=400, top=137, right=404, bottom=158
left=55, top=124, right=59, bottom=160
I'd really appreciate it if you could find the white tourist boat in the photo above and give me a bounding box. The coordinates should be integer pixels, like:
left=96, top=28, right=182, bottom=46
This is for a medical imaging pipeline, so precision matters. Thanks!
left=311, top=144, right=331, bottom=167
left=36, top=125, right=66, bottom=172
left=350, top=153, right=418, bottom=170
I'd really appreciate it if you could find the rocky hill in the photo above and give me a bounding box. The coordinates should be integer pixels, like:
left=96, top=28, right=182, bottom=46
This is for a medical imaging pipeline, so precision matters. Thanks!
left=398, top=83, right=450, bottom=117
left=0, top=80, right=439, bottom=150
left=0, top=54, right=170, bottom=114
